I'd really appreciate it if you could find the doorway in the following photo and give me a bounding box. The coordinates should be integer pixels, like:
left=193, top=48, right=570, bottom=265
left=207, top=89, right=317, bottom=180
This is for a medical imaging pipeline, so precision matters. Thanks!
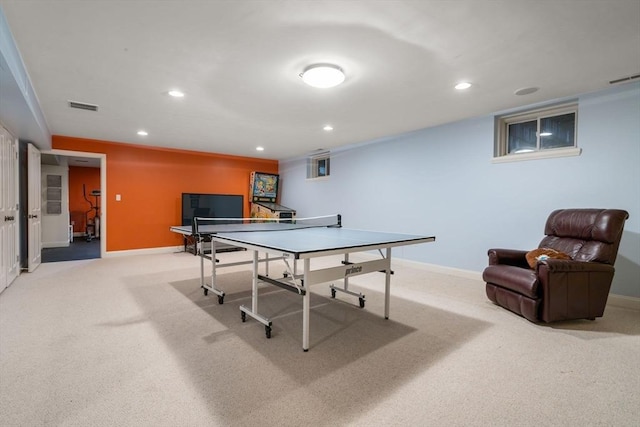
left=39, top=151, right=106, bottom=262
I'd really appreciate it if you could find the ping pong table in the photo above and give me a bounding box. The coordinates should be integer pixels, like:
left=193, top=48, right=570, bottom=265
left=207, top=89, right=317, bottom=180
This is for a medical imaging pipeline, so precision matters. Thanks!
left=170, top=214, right=435, bottom=351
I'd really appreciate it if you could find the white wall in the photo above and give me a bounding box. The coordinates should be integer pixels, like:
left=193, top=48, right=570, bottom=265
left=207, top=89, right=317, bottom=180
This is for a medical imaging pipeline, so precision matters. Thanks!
left=279, top=83, right=640, bottom=297
left=41, top=163, right=70, bottom=248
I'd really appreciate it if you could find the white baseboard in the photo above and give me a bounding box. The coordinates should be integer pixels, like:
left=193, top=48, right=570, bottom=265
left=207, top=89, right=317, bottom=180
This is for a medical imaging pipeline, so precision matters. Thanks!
left=355, top=252, right=483, bottom=280
left=607, top=294, right=640, bottom=310
left=104, top=246, right=182, bottom=257
left=100, top=248, right=640, bottom=311
left=393, top=257, right=639, bottom=311
left=395, top=258, right=483, bottom=281
left=42, top=241, right=70, bottom=248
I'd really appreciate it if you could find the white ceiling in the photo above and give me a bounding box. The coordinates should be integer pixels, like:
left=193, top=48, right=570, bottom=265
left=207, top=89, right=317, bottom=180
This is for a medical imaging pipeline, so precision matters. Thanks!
left=41, top=153, right=101, bottom=168
left=2, top=0, right=639, bottom=161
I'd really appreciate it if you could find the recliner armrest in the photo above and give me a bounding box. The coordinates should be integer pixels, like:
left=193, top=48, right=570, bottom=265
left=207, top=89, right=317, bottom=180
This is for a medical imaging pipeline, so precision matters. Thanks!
left=487, top=248, right=529, bottom=268
left=537, top=259, right=615, bottom=322
left=537, top=259, right=614, bottom=273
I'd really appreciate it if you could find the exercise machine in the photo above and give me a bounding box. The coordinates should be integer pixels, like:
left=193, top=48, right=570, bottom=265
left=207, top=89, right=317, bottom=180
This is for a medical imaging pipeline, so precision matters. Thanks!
left=83, top=184, right=100, bottom=242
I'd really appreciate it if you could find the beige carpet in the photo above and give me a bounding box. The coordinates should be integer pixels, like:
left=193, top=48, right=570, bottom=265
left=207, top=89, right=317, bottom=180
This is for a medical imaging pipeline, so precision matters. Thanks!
left=1, top=251, right=638, bottom=426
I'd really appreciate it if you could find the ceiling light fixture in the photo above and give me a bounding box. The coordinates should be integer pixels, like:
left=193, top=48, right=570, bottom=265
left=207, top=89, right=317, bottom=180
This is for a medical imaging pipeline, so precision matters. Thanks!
left=323, top=125, right=334, bottom=131
left=137, top=130, right=148, bottom=136
left=301, top=64, right=345, bottom=88
left=168, top=90, right=185, bottom=97
left=514, top=87, right=539, bottom=96
left=256, top=146, right=264, bottom=151
left=455, top=82, right=472, bottom=90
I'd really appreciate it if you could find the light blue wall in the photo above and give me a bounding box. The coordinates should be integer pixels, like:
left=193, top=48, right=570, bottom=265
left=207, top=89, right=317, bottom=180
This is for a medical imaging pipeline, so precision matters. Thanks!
left=279, top=83, right=640, bottom=297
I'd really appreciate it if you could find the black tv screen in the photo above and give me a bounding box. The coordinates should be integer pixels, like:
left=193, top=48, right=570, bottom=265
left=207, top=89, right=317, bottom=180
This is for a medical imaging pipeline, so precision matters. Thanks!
left=181, top=193, right=243, bottom=226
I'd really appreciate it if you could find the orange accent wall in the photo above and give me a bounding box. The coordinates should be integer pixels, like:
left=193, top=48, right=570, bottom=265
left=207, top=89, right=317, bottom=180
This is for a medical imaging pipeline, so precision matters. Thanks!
left=53, top=135, right=278, bottom=252
left=69, top=166, right=101, bottom=234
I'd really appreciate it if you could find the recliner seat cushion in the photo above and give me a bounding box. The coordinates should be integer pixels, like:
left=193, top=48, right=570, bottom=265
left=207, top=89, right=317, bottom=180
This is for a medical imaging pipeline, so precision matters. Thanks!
left=482, top=265, right=539, bottom=298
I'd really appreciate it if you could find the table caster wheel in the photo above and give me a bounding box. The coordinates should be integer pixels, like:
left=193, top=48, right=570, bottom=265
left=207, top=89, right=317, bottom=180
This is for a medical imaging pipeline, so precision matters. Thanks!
left=241, top=312, right=246, bottom=322
left=359, top=296, right=365, bottom=308
left=202, top=287, right=208, bottom=296
left=218, top=295, right=224, bottom=304
left=265, top=325, right=272, bottom=339
left=331, top=288, right=336, bottom=298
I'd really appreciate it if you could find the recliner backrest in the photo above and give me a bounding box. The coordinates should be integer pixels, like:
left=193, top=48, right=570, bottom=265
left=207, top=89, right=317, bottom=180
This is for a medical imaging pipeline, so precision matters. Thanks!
left=538, top=209, right=629, bottom=265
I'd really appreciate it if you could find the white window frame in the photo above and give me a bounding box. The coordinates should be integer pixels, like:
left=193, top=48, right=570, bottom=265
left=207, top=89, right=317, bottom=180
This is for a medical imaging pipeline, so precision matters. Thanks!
left=493, top=102, right=581, bottom=163
left=306, top=151, right=330, bottom=180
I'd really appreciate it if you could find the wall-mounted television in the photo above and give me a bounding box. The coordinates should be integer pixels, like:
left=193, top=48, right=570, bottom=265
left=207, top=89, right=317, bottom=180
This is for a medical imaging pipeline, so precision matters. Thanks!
left=181, top=193, right=243, bottom=226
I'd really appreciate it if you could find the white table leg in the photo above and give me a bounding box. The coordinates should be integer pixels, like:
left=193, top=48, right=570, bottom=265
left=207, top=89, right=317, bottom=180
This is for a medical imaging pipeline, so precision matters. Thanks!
left=344, top=253, right=349, bottom=291
left=384, top=247, right=391, bottom=319
left=199, top=238, right=205, bottom=287
left=211, top=239, right=216, bottom=287
left=302, top=258, right=310, bottom=351
left=252, top=250, right=259, bottom=313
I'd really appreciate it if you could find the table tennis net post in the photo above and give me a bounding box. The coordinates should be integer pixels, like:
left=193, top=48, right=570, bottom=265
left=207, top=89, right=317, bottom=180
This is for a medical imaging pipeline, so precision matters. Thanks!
left=192, top=214, right=341, bottom=233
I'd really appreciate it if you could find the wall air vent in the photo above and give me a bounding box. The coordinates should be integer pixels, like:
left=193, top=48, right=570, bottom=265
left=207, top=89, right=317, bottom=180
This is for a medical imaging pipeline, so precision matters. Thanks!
left=68, top=100, right=99, bottom=111
left=609, top=74, right=640, bottom=85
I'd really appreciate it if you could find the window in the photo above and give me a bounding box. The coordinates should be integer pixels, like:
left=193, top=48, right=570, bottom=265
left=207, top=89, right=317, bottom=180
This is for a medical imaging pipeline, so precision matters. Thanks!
left=494, top=103, right=581, bottom=162
left=307, top=151, right=330, bottom=179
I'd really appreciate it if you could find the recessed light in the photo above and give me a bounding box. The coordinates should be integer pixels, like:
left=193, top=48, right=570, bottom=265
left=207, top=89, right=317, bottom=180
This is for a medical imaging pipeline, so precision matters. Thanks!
left=137, top=130, right=148, bottom=136
left=168, top=90, right=185, bottom=97
left=256, top=146, right=264, bottom=151
left=455, top=82, right=472, bottom=90
left=301, top=64, right=345, bottom=88
left=323, top=125, right=334, bottom=131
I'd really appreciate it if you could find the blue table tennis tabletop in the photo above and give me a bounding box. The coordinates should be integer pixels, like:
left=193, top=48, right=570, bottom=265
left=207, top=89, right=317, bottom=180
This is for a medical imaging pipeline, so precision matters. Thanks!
left=210, top=226, right=434, bottom=259
left=170, top=223, right=434, bottom=258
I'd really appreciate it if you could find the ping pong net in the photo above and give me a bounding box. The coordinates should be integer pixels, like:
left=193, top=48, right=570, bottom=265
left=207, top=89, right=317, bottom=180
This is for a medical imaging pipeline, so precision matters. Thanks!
left=192, top=214, right=341, bottom=235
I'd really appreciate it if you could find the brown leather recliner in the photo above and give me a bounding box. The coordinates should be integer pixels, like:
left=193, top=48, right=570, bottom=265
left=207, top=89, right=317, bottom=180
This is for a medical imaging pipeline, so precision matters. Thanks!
left=483, top=209, right=629, bottom=322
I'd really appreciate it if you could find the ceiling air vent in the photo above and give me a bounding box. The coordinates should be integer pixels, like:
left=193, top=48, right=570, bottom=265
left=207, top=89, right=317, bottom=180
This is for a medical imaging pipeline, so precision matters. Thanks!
left=68, top=100, right=99, bottom=111
left=609, top=74, right=640, bottom=85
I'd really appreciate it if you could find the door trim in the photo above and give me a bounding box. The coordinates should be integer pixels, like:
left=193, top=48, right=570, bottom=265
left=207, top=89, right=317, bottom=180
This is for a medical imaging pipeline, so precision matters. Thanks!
left=42, top=149, right=107, bottom=258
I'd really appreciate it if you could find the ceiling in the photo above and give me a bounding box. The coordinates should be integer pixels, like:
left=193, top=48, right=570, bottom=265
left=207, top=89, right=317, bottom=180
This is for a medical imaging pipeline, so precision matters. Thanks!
left=41, top=153, right=101, bottom=168
left=1, top=1, right=639, bottom=161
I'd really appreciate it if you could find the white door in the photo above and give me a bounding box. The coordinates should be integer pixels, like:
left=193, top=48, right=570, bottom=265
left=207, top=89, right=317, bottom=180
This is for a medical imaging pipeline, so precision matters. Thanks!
left=27, top=143, right=41, bottom=272
left=0, top=126, right=20, bottom=289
